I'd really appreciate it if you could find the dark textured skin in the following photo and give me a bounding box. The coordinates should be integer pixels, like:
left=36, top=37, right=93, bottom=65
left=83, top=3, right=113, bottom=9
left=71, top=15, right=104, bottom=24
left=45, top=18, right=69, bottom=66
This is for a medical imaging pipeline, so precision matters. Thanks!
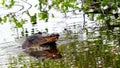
left=22, top=32, right=62, bottom=59
left=29, top=42, right=62, bottom=59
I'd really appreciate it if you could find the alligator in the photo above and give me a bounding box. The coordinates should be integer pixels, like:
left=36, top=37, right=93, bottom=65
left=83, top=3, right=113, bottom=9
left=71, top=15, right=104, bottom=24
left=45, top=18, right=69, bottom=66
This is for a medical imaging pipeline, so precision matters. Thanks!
left=22, top=32, right=62, bottom=59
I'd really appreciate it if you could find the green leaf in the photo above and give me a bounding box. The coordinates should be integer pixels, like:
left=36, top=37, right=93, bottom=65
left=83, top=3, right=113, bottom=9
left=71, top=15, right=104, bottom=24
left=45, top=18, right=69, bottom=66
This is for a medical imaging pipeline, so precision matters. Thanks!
left=0, top=17, right=2, bottom=23
left=45, top=18, right=48, bottom=22
left=102, top=0, right=107, bottom=6
left=3, top=16, right=7, bottom=23
left=1, top=0, right=5, bottom=5
left=82, top=7, right=88, bottom=12
left=84, top=2, right=90, bottom=7
left=10, top=0, right=15, bottom=7
left=111, top=4, right=117, bottom=10
left=39, top=3, right=42, bottom=10
left=34, top=4, right=37, bottom=7
left=51, top=14, right=54, bottom=18
left=38, top=11, right=48, bottom=21
left=5, top=0, right=15, bottom=8
left=26, top=11, right=30, bottom=16
left=11, top=15, right=23, bottom=28
left=9, top=18, right=12, bottom=22
left=89, top=14, right=94, bottom=21
left=96, top=15, right=104, bottom=20
left=45, top=28, right=48, bottom=32
left=54, top=4, right=59, bottom=9
left=48, top=5, right=51, bottom=10
left=30, top=13, right=37, bottom=25
left=21, top=19, right=26, bottom=24
left=106, top=30, right=110, bottom=40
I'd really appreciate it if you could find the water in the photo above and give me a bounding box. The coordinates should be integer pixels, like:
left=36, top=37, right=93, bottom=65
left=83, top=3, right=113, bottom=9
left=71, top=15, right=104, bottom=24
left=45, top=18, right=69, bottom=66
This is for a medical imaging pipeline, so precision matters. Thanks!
left=0, top=7, right=86, bottom=68
left=1, top=1, right=106, bottom=67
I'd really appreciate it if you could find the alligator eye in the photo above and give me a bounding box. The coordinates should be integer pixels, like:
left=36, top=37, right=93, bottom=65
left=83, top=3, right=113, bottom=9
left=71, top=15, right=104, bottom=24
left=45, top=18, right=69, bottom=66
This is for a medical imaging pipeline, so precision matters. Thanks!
left=28, top=36, right=37, bottom=42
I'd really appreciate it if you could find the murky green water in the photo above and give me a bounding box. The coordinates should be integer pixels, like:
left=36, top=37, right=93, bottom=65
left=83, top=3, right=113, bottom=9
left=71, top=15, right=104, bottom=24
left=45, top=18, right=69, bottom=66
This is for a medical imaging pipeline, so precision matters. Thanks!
left=1, top=25, right=120, bottom=68
left=0, top=18, right=120, bottom=68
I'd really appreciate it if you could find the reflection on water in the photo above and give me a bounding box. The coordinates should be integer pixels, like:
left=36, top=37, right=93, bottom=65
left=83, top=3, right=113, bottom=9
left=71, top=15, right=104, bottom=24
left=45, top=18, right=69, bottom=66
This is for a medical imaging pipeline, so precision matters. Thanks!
left=1, top=15, right=120, bottom=68
left=0, top=13, right=84, bottom=68
left=0, top=5, right=98, bottom=67
left=0, top=41, right=22, bottom=68
left=0, top=23, right=15, bottom=44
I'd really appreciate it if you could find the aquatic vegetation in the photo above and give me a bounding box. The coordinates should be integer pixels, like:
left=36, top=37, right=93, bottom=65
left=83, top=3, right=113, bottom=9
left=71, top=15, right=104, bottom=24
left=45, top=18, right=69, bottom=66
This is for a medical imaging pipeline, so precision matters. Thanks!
left=7, top=38, right=120, bottom=68
left=6, top=23, right=120, bottom=68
